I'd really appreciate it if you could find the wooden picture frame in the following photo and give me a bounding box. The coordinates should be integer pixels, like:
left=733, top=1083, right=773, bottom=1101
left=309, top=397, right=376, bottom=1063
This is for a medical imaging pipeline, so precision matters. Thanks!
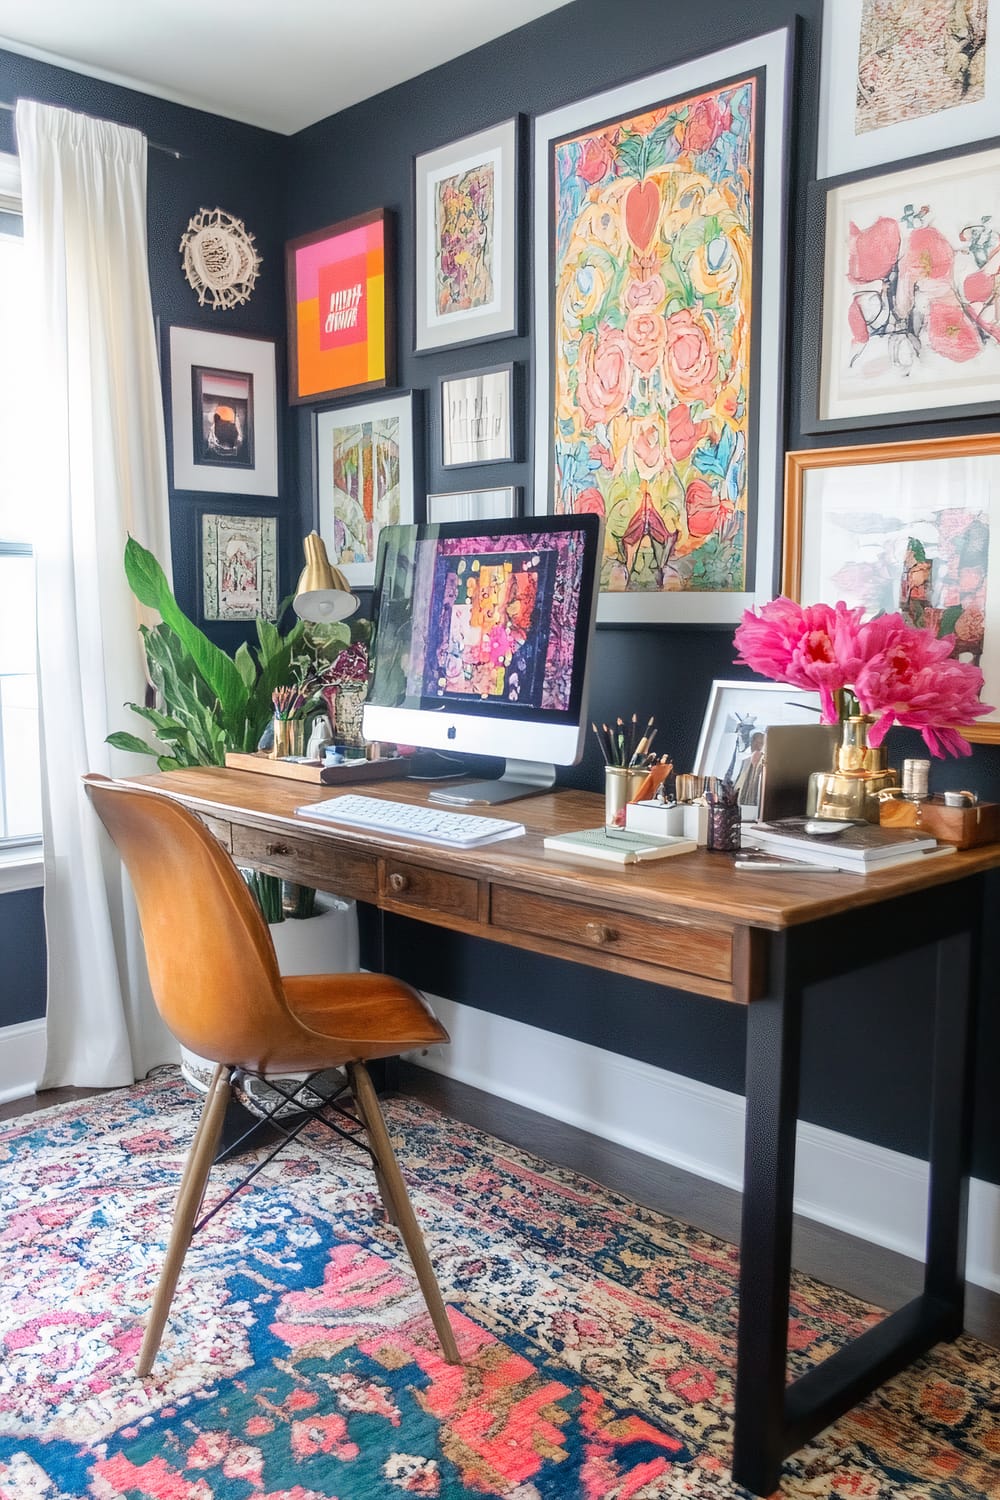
left=199, top=510, right=278, bottom=623
left=414, top=117, right=519, bottom=353
left=425, top=486, right=521, bottom=523
left=532, top=28, right=792, bottom=625
left=286, top=208, right=395, bottom=405
left=315, top=391, right=414, bottom=588
left=817, top=0, right=998, bottom=179
left=803, top=140, right=1000, bottom=433
left=783, top=436, right=1000, bottom=744
left=168, top=327, right=278, bottom=496
left=439, top=362, right=514, bottom=468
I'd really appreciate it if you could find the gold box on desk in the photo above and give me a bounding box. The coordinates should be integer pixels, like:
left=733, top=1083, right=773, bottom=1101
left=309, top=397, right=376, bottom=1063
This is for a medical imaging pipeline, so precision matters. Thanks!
left=879, top=796, right=1000, bottom=849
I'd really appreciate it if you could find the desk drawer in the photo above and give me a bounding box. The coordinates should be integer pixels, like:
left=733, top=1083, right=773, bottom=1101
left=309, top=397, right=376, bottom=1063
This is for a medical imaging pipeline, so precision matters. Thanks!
left=491, top=886, right=732, bottom=983
left=380, top=858, right=480, bottom=920
left=230, top=825, right=377, bottom=901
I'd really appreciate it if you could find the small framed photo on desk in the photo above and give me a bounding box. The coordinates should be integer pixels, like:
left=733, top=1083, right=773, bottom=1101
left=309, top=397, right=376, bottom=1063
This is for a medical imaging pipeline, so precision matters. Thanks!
left=694, top=680, right=821, bottom=816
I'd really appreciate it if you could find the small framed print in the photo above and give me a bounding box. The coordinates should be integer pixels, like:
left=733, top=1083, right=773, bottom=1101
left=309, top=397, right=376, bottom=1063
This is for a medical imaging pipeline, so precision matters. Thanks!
left=694, top=679, right=822, bottom=805
left=191, top=366, right=253, bottom=471
left=169, top=327, right=278, bottom=496
left=286, top=207, right=395, bottom=405
left=200, top=511, right=278, bottom=622
left=439, top=363, right=514, bottom=468
left=414, top=117, right=519, bottom=353
left=425, top=486, right=521, bottom=523
left=315, top=391, right=415, bottom=588
left=803, top=141, right=1000, bottom=432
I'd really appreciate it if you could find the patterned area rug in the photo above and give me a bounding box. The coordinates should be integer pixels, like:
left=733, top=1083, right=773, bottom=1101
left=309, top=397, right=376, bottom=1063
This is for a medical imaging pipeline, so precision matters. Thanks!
left=1, top=1076, right=998, bottom=1499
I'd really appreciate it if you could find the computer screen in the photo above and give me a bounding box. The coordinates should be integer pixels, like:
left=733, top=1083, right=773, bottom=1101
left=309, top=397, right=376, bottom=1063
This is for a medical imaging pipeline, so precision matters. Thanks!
left=363, top=513, right=602, bottom=803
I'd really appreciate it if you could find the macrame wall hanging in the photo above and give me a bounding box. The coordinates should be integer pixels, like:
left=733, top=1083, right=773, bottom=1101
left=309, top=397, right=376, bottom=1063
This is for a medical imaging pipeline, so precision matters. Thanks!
left=179, top=207, right=261, bottom=310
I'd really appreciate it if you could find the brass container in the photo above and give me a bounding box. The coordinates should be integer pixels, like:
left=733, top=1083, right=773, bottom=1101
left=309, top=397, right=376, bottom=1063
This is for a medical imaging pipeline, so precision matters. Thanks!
left=806, top=715, right=895, bottom=823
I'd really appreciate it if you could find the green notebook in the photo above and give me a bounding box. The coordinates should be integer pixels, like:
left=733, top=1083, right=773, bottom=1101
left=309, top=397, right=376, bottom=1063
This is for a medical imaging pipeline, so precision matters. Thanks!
left=543, top=826, right=697, bottom=864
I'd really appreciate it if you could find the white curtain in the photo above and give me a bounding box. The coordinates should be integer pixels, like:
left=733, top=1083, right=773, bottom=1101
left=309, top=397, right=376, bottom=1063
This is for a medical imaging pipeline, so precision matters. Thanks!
left=16, top=101, right=177, bottom=1087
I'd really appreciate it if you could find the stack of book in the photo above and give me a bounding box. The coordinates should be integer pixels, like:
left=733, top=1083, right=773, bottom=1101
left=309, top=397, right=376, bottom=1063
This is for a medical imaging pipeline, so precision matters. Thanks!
left=746, top=817, right=946, bottom=873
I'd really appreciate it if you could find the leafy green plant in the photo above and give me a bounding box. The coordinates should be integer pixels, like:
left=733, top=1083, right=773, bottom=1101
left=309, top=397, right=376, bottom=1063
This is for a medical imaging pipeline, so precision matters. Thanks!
left=107, top=537, right=315, bottom=769
left=107, top=536, right=357, bottom=922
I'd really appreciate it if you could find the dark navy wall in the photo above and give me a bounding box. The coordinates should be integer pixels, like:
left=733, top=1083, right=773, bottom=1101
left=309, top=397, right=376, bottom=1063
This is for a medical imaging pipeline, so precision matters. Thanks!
left=2, top=3, right=998, bottom=1183
left=287, top=0, right=1000, bottom=1184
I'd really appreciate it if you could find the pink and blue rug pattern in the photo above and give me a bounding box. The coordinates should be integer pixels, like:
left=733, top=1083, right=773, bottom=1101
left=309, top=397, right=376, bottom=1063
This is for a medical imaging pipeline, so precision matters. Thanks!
left=1, top=1076, right=998, bottom=1498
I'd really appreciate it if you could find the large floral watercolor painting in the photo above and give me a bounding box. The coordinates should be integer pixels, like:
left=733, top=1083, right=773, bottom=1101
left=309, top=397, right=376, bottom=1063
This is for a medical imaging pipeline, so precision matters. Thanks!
left=818, top=144, right=1000, bottom=425
left=549, top=77, right=756, bottom=601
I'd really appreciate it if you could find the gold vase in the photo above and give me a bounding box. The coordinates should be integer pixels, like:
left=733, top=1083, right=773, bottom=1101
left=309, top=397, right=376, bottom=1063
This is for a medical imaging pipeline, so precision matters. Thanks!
left=806, top=714, right=895, bottom=824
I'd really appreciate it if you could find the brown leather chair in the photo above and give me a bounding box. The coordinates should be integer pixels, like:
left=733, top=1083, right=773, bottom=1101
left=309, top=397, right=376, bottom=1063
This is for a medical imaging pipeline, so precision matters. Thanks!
left=83, top=774, right=459, bottom=1375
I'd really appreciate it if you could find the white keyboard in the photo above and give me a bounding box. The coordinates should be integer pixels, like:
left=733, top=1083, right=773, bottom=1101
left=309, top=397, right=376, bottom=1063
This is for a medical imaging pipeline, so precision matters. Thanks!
left=295, top=793, right=526, bottom=848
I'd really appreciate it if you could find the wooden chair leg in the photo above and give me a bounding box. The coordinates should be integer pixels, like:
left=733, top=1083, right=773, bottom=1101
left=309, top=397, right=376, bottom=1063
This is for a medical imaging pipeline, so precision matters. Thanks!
left=348, top=1062, right=460, bottom=1364
left=136, top=1064, right=233, bottom=1378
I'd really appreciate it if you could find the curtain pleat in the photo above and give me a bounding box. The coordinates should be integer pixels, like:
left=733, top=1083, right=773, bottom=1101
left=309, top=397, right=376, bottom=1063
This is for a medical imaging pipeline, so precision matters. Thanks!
left=16, top=100, right=177, bottom=1086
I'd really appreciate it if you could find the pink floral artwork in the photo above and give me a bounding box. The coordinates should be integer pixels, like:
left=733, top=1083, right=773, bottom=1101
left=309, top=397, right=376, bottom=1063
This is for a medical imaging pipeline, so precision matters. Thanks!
left=820, top=146, right=1000, bottom=423
left=550, top=75, right=757, bottom=597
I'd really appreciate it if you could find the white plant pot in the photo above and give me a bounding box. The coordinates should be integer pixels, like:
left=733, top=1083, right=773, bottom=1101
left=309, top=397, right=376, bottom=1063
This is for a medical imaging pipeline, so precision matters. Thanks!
left=180, top=894, right=359, bottom=1112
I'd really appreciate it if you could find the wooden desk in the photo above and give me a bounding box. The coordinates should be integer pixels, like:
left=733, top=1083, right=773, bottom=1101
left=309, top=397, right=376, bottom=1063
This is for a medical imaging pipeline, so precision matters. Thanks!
left=123, top=766, right=999, bottom=1495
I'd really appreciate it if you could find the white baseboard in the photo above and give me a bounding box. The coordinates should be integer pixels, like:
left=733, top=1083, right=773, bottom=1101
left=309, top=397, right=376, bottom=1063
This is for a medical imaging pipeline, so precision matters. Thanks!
left=411, top=997, right=1000, bottom=1295
left=0, top=1019, right=45, bottom=1104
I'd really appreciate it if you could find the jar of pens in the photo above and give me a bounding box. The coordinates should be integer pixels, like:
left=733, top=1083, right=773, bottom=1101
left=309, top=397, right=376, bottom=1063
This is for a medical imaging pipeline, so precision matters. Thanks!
left=593, top=714, right=670, bottom=825
left=705, top=778, right=741, bottom=851
left=271, top=685, right=307, bottom=759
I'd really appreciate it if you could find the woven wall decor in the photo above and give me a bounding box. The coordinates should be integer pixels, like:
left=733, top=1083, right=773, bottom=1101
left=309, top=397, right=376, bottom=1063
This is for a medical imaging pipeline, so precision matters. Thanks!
left=179, top=207, right=261, bottom=310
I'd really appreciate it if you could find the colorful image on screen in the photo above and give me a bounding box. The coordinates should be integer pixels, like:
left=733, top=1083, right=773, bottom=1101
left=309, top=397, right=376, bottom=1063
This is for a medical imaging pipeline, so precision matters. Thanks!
left=422, top=548, right=555, bottom=706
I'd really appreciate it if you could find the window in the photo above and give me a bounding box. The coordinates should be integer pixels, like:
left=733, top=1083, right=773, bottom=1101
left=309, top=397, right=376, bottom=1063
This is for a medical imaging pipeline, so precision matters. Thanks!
left=0, top=154, right=40, bottom=847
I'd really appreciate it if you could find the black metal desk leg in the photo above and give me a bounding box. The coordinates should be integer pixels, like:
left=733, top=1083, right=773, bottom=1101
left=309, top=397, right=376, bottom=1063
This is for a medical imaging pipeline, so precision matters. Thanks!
left=924, top=921, right=978, bottom=1324
left=732, top=931, right=803, bottom=1496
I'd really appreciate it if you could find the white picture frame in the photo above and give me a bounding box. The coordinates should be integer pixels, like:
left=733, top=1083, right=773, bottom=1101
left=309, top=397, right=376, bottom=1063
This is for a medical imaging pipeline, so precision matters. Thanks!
left=425, top=486, right=520, bottom=523
left=169, top=326, right=278, bottom=497
left=315, top=391, right=414, bottom=588
left=694, top=680, right=822, bottom=798
left=414, top=117, right=519, bottom=353
left=532, top=28, right=792, bottom=626
left=818, top=0, right=1000, bottom=179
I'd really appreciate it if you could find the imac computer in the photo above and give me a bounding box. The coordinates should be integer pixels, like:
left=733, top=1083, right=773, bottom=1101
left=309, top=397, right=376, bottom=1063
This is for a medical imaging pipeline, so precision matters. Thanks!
left=363, top=513, right=602, bottom=805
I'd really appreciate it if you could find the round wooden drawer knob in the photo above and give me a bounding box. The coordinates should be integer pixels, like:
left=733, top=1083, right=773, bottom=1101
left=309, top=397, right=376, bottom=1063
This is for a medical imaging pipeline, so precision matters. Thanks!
left=389, top=871, right=410, bottom=893
left=585, top=921, right=616, bottom=945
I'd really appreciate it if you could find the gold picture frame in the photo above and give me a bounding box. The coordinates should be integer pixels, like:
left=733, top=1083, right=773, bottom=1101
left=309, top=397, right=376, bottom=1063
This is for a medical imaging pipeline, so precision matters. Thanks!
left=783, top=434, right=1000, bottom=744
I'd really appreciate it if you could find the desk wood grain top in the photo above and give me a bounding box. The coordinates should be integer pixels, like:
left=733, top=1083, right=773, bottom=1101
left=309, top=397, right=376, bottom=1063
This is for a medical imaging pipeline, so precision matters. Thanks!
left=122, top=767, right=1000, bottom=933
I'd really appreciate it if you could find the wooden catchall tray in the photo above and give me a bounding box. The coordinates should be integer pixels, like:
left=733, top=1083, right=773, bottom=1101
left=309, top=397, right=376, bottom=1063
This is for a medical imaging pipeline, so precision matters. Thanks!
left=224, top=751, right=408, bottom=786
left=879, top=795, right=1000, bottom=849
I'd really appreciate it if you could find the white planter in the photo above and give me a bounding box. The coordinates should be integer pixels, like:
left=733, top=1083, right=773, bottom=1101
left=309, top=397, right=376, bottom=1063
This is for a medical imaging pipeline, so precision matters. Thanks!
left=180, top=894, right=359, bottom=1112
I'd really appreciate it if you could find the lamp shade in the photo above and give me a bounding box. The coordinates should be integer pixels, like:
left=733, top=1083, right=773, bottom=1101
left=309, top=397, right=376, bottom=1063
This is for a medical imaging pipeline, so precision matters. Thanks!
left=293, top=531, right=359, bottom=623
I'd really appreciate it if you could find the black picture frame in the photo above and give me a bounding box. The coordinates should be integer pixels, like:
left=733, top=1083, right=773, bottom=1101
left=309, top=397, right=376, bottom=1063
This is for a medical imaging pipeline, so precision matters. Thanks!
left=801, top=136, right=1000, bottom=434
left=437, top=361, right=517, bottom=469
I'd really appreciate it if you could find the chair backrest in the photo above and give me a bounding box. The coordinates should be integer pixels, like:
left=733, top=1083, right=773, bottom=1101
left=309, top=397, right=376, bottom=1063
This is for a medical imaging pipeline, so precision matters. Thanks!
left=83, top=774, right=307, bottom=1068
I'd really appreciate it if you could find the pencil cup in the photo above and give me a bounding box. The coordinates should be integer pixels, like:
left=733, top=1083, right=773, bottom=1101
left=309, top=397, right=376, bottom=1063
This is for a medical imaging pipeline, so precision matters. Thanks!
left=272, top=716, right=305, bottom=759
left=706, top=801, right=741, bottom=852
left=604, top=766, right=648, bottom=826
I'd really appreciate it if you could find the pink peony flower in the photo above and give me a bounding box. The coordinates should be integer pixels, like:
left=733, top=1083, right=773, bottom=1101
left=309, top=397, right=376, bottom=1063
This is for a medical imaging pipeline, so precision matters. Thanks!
left=735, top=600, right=993, bottom=759
left=852, top=613, right=991, bottom=756
left=734, top=597, right=867, bottom=719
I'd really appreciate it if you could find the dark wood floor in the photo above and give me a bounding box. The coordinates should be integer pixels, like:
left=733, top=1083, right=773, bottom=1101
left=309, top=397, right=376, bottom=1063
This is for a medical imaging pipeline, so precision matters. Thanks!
left=4, top=1064, right=998, bottom=1349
